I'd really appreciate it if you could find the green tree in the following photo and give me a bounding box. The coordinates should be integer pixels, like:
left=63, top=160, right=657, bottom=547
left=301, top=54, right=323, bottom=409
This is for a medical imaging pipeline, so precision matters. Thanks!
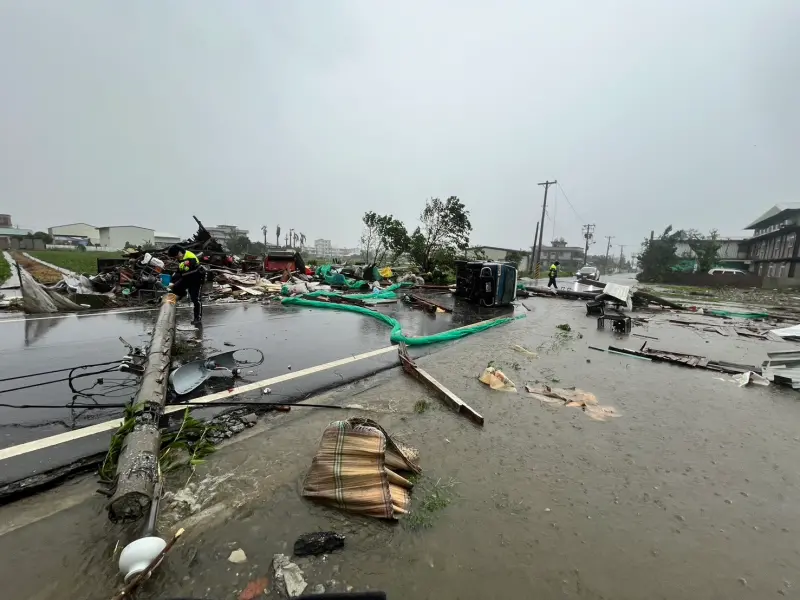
left=504, top=250, right=525, bottom=267
left=409, top=196, right=472, bottom=273
left=360, top=211, right=410, bottom=265
left=227, top=235, right=252, bottom=255
left=686, top=228, right=722, bottom=273
left=33, top=231, right=53, bottom=244
left=636, top=225, right=684, bottom=282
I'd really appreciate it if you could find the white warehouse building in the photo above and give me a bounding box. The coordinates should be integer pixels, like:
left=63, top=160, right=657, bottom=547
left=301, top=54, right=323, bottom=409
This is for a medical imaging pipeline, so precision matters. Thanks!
left=98, top=225, right=154, bottom=249
left=48, top=222, right=100, bottom=244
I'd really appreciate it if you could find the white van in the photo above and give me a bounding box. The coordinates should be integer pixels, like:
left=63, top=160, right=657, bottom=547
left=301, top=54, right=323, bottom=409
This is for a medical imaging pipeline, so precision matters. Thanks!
left=708, top=268, right=747, bottom=276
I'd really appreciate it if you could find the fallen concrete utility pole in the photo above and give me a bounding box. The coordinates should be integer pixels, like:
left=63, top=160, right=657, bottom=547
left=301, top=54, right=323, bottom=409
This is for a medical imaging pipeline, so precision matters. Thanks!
left=526, top=286, right=600, bottom=300
left=108, top=293, right=177, bottom=523
left=398, top=344, right=484, bottom=426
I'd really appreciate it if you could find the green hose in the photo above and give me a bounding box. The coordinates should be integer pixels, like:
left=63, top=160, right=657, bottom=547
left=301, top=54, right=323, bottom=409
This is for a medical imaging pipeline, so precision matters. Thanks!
left=281, top=295, right=524, bottom=345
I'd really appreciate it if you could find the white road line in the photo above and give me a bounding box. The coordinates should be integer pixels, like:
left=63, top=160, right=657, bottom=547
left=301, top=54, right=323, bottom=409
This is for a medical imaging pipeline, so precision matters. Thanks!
left=0, top=304, right=200, bottom=325
left=0, top=345, right=396, bottom=462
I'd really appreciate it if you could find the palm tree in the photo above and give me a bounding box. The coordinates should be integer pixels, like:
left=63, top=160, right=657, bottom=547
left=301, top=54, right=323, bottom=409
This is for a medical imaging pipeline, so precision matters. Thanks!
left=275, top=225, right=281, bottom=247
left=261, top=225, right=267, bottom=246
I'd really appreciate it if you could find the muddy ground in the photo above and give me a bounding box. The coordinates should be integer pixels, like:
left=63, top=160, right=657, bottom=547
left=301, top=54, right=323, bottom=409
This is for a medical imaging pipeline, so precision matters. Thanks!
left=9, top=252, right=63, bottom=284
left=2, top=290, right=800, bottom=599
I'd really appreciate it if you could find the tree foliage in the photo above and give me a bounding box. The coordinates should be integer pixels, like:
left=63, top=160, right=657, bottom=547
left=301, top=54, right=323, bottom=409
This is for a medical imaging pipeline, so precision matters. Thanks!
left=636, top=225, right=684, bottom=282
left=686, top=228, right=722, bottom=273
left=227, top=235, right=252, bottom=255
left=360, top=211, right=410, bottom=265
left=409, top=196, right=472, bottom=273
left=504, top=250, right=525, bottom=267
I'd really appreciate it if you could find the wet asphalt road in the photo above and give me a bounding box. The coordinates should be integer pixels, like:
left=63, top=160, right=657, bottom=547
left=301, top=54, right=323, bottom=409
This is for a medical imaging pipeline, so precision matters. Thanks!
left=8, top=278, right=800, bottom=600
left=0, top=295, right=512, bottom=488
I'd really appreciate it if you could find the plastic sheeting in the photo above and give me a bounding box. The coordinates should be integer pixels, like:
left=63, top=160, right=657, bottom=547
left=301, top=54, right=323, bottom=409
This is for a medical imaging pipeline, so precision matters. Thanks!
left=18, top=268, right=86, bottom=313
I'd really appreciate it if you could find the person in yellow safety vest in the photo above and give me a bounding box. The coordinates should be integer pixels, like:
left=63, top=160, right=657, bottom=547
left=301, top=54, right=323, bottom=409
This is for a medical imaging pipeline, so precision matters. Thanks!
left=547, top=261, right=560, bottom=291
left=167, top=245, right=205, bottom=325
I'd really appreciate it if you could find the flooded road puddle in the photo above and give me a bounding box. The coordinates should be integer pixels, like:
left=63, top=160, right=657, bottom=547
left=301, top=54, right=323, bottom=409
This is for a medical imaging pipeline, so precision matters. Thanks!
left=3, top=287, right=800, bottom=599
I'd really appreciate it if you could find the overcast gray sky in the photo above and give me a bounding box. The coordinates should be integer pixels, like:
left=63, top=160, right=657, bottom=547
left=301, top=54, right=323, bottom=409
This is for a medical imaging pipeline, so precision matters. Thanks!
left=1, top=1, right=798, bottom=255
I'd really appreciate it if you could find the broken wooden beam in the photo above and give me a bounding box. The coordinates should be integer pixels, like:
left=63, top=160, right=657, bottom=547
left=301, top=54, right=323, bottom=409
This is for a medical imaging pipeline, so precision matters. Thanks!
left=407, top=292, right=453, bottom=313
left=107, top=293, right=177, bottom=523
left=397, top=344, right=484, bottom=426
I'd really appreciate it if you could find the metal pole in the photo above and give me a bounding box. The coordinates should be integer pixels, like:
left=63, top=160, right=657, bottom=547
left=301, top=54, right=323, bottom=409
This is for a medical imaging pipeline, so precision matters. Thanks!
left=536, top=180, right=557, bottom=281
left=108, top=293, right=177, bottom=523
left=530, top=221, right=539, bottom=275
left=603, top=236, right=614, bottom=275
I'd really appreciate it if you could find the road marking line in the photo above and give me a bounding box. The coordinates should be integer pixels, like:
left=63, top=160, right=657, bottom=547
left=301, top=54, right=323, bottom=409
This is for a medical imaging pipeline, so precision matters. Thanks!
left=0, top=345, right=396, bottom=462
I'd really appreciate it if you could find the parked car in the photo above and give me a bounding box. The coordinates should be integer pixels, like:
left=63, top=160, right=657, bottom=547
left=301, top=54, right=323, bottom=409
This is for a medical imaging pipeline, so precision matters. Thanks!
left=576, top=265, right=600, bottom=281
left=708, top=268, right=747, bottom=276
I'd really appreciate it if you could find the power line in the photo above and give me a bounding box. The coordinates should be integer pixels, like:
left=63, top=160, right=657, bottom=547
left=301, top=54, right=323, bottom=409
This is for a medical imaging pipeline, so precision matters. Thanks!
left=557, top=182, right=585, bottom=223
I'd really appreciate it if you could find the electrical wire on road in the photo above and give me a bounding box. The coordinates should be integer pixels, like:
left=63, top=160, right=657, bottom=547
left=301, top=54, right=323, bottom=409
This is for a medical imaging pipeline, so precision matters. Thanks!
left=0, top=400, right=362, bottom=411
left=0, top=360, right=124, bottom=384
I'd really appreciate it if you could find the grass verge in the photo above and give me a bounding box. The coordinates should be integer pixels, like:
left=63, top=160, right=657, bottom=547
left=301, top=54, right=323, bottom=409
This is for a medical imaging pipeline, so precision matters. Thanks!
left=26, top=250, right=123, bottom=274
left=405, top=476, right=457, bottom=530
left=0, top=252, right=10, bottom=286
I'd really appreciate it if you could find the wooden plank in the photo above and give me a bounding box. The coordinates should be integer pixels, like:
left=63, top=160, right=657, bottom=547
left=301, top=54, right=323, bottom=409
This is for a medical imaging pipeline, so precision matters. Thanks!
left=397, top=344, right=484, bottom=426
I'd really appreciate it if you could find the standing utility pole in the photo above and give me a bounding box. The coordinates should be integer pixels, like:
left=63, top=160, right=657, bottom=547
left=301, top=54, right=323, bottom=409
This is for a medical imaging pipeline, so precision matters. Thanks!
left=582, top=224, right=595, bottom=266
left=603, top=236, right=615, bottom=274
left=617, top=244, right=627, bottom=271
left=530, top=220, right=540, bottom=275
left=535, top=180, right=557, bottom=279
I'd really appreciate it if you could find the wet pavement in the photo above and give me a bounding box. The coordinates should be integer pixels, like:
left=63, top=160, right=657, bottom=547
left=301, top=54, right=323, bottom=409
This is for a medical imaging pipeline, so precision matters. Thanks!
left=0, top=296, right=512, bottom=490
left=4, top=289, right=800, bottom=599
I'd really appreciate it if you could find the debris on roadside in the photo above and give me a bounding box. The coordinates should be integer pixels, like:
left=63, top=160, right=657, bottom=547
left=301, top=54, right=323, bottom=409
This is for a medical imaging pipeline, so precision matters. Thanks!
left=239, top=577, right=269, bottom=600
left=302, top=418, right=421, bottom=519
left=607, top=341, right=758, bottom=375
left=556, top=323, right=572, bottom=332
left=511, top=344, right=538, bottom=358
left=525, top=384, right=620, bottom=421
left=273, top=553, right=307, bottom=598
left=761, top=350, right=800, bottom=389
left=228, top=548, right=247, bottom=563
left=399, top=344, right=484, bottom=425
left=170, top=349, right=265, bottom=395
left=732, top=371, right=770, bottom=387
left=478, top=365, right=517, bottom=392
left=293, top=532, right=345, bottom=557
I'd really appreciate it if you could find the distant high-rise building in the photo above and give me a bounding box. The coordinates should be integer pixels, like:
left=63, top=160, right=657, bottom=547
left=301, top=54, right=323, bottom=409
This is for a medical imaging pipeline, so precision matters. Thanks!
left=0, top=214, right=11, bottom=227
left=205, top=224, right=250, bottom=249
left=314, top=239, right=332, bottom=256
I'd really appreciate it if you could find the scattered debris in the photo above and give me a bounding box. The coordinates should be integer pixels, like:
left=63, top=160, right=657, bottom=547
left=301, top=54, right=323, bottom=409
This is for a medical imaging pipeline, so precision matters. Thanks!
left=302, top=418, right=421, bottom=519
left=478, top=366, right=516, bottom=392
left=732, top=371, right=770, bottom=387
left=111, top=528, right=185, bottom=600
left=597, top=311, right=632, bottom=334
left=272, top=553, right=308, bottom=598
left=293, top=532, right=345, bottom=557
left=169, top=349, right=264, bottom=395
left=239, top=577, right=269, bottom=600
left=511, top=344, right=538, bottom=358
left=399, top=344, right=484, bottom=425
left=525, top=384, right=620, bottom=421
left=608, top=342, right=757, bottom=374
left=770, top=323, right=800, bottom=341
left=556, top=323, right=572, bottom=332
left=228, top=548, right=247, bottom=563
left=762, top=350, right=800, bottom=389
